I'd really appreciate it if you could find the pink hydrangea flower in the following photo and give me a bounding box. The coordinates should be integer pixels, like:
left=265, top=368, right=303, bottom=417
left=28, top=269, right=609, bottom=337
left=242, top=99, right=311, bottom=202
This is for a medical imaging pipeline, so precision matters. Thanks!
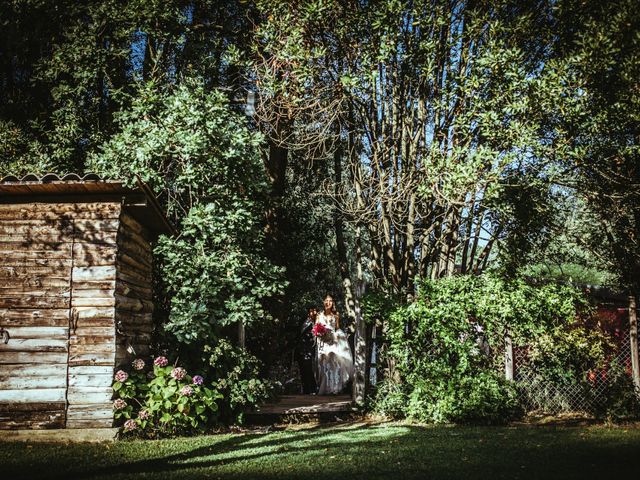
left=180, top=385, right=193, bottom=396
left=171, top=367, right=187, bottom=380
left=138, top=410, right=150, bottom=420
left=123, top=419, right=137, bottom=431
left=113, top=399, right=127, bottom=410
left=132, top=358, right=145, bottom=371
left=192, top=375, right=204, bottom=385
left=114, top=370, right=128, bottom=382
left=154, top=356, right=168, bottom=367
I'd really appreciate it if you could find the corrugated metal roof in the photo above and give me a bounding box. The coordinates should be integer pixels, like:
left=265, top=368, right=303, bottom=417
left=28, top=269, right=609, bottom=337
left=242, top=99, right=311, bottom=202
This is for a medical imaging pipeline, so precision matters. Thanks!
left=0, top=173, right=105, bottom=183
left=0, top=173, right=175, bottom=235
left=0, top=172, right=126, bottom=196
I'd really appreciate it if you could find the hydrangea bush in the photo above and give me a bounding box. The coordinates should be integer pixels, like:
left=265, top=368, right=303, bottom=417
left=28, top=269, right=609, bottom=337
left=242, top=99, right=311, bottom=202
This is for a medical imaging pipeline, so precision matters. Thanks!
left=112, top=357, right=222, bottom=437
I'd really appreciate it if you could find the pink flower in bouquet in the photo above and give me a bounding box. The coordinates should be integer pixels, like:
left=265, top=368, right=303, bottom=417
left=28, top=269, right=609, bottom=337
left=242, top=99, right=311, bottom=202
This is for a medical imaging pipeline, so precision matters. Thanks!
left=154, top=356, right=168, bottom=367
left=123, top=419, right=137, bottom=431
left=132, top=358, right=145, bottom=371
left=138, top=410, right=150, bottom=420
left=113, top=399, right=127, bottom=410
left=312, top=322, right=327, bottom=337
left=114, top=370, right=128, bottom=382
left=180, top=385, right=194, bottom=396
left=171, top=367, right=187, bottom=380
left=192, top=375, right=204, bottom=385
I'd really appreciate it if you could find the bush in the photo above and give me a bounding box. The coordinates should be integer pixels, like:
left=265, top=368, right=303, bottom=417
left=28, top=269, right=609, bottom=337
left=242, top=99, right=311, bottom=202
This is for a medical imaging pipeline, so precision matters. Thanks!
left=155, top=203, right=285, bottom=344
left=592, top=360, right=640, bottom=421
left=369, top=380, right=409, bottom=420
left=113, top=356, right=222, bottom=437
left=112, top=346, right=275, bottom=436
left=403, top=372, right=521, bottom=424
left=369, top=276, right=526, bottom=423
left=90, top=81, right=286, bottom=346
left=370, top=274, right=620, bottom=423
left=202, top=339, right=275, bottom=422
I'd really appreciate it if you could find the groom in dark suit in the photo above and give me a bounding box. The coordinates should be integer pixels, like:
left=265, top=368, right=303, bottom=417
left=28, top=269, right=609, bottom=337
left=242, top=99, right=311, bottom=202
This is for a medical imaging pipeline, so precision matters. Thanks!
left=297, top=307, right=318, bottom=394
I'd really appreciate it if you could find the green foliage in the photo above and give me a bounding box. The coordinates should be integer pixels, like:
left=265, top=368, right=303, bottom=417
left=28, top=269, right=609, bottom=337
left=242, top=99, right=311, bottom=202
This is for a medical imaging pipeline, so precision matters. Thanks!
left=89, top=80, right=266, bottom=222
left=368, top=380, right=409, bottom=420
left=90, top=81, right=285, bottom=345
left=523, top=323, right=609, bottom=384
left=371, top=275, right=617, bottom=423
left=0, top=0, right=256, bottom=175
left=156, top=204, right=285, bottom=344
left=113, top=357, right=222, bottom=438
left=203, top=339, right=275, bottom=421
left=252, top=0, right=573, bottom=290
left=0, top=120, right=50, bottom=176
left=401, top=372, right=521, bottom=425
left=361, top=291, right=399, bottom=326
left=519, top=194, right=617, bottom=287
left=592, top=361, right=640, bottom=421
left=548, top=0, right=640, bottom=293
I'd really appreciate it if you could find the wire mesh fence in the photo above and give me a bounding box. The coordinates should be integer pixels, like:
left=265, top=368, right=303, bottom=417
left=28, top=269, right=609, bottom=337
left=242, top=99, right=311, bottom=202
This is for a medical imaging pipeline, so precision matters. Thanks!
left=513, top=330, right=638, bottom=415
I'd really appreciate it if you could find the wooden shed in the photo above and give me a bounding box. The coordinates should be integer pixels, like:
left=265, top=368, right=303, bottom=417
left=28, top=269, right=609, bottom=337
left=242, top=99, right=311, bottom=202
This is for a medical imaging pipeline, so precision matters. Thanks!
left=0, top=174, right=172, bottom=430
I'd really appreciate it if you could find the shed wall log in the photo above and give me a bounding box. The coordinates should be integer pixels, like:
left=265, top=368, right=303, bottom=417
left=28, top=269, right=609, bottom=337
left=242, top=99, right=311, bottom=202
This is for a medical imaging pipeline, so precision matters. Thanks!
left=114, top=213, right=154, bottom=368
left=0, top=204, right=76, bottom=429
left=0, top=200, right=159, bottom=430
left=0, top=202, right=122, bottom=429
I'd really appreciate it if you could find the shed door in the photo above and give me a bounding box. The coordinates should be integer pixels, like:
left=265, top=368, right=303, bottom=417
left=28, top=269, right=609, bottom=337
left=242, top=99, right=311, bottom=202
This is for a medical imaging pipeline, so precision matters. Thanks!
left=0, top=204, right=73, bottom=429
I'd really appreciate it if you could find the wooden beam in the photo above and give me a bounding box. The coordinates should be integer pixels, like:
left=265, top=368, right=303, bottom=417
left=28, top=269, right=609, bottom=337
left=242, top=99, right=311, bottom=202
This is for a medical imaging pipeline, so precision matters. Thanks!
left=504, top=331, right=514, bottom=381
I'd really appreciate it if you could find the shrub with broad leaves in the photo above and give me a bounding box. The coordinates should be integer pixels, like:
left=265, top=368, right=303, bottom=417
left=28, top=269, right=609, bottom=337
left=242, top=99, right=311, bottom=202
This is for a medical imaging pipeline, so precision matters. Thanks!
left=112, top=357, right=222, bottom=437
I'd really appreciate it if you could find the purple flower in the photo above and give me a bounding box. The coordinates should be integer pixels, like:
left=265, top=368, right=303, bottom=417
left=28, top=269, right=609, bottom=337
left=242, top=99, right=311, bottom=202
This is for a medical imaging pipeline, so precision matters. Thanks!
left=171, top=367, right=187, bottom=380
left=113, top=399, right=127, bottom=410
left=132, top=358, right=145, bottom=371
left=154, top=356, right=168, bottom=367
left=123, top=419, right=137, bottom=431
left=114, top=370, right=129, bottom=382
left=192, top=375, right=204, bottom=386
left=138, top=410, right=150, bottom=421
left=180, top=385, right=194, bottom=396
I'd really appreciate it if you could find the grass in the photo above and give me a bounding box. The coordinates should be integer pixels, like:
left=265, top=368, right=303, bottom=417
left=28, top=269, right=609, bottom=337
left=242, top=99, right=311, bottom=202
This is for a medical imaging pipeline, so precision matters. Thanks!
left=4, top=421, right=640, bottom=480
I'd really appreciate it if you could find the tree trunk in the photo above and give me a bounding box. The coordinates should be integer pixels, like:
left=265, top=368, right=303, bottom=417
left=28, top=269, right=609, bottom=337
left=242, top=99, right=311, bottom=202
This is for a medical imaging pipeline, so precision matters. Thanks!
left=352, top=225, right=367, bottom=405
left=334, top=145, right=356, bottom=321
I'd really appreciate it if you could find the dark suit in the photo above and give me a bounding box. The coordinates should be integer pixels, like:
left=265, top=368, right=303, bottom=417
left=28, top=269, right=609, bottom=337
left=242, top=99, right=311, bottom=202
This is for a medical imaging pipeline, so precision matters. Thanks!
left=297, top=317, right=317, bottom=394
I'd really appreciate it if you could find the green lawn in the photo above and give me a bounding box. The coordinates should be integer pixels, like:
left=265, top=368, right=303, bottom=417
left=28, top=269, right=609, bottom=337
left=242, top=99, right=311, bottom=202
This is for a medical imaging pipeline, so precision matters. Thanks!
left=4, top=422, right=640, bottom=480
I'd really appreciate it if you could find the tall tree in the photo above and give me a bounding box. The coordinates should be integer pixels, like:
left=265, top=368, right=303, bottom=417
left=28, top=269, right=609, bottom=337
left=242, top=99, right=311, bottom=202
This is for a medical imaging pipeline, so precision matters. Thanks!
left=0, top=0, right=256, bottom=175
left=549, top=0, right=640, bottom=295
left=252, top=0, right=560, bottom=295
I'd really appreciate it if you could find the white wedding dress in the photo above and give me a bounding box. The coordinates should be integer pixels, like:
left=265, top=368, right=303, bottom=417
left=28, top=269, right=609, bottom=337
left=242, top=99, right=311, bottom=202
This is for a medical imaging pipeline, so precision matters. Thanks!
left=316, top=312, right=354, bottom=395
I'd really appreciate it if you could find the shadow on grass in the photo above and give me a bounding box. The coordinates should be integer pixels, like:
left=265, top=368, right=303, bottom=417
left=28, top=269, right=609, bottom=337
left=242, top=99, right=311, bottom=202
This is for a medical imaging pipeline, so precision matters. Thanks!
left=7, top=422, right=640, bottom=480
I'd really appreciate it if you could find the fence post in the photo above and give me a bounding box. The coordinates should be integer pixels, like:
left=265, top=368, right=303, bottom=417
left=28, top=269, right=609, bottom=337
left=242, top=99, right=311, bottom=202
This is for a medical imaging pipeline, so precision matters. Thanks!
left=629, top=295, right=640, bottom=392
left=504, top=330, right=514, bottom=381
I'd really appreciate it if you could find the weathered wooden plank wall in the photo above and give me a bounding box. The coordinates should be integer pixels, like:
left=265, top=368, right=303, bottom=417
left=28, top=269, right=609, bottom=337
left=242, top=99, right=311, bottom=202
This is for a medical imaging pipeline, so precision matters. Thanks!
left=0, top=202, right=121, bottom=429
left=0, top=204, right=74, bottom=429
left=66, top=204, right=121, bottom=429
left=114, top=213, right=154, bottom=366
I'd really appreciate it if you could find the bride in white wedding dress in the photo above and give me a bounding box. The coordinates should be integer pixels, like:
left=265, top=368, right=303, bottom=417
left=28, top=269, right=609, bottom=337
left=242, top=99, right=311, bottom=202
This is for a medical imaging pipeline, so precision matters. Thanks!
left=315, top=295, right=354, bottom=395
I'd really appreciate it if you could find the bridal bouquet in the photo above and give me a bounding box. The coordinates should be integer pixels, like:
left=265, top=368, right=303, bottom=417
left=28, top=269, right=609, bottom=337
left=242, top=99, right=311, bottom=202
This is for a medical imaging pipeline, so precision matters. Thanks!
left=312, top=322, right=333, bottom=343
